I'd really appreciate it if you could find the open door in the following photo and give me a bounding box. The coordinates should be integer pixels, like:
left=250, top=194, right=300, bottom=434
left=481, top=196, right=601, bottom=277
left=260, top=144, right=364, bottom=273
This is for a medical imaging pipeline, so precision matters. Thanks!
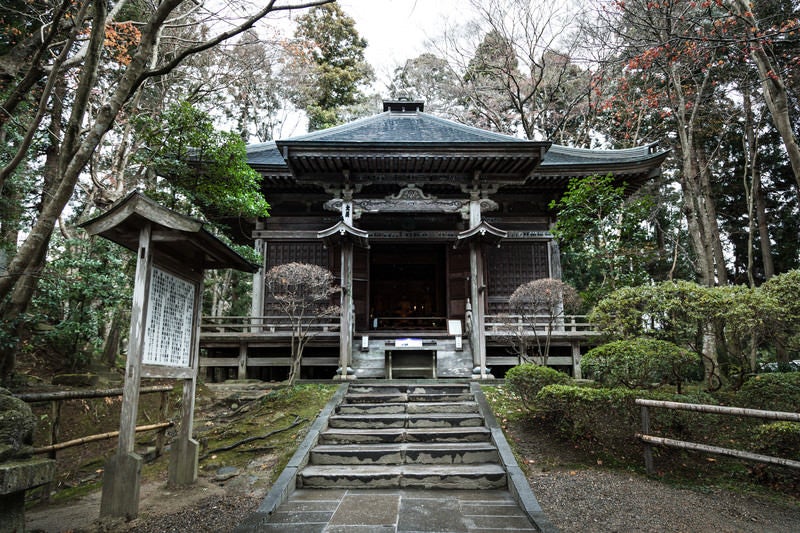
left=369, top=243, right=446, bottom=330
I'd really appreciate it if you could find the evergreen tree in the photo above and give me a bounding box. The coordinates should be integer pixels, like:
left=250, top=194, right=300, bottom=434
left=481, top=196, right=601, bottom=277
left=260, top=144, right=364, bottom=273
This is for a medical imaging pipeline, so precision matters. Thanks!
left=289, top=4, right=374, bottom=131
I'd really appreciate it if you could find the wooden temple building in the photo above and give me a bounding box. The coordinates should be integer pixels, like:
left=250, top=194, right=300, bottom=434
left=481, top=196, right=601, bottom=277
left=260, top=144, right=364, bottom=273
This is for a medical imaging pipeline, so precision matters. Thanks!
left=199, top=100, right=668, bottom=381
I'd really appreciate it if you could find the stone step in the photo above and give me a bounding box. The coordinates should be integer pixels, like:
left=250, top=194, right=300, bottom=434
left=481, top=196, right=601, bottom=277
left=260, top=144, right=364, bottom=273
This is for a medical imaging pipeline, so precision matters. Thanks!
left=336, top=401, right=479, bottom=415
left=328, top=413, right=484, bottom=429
left=298, top=464, right=507, bottom=490
left=342, top=392, right=474, bottom=404
left=310, top=442, right=499, bottom=465
left=318, top=426, right=492, bottom=445
left=347, top=384, right=471, bottom=394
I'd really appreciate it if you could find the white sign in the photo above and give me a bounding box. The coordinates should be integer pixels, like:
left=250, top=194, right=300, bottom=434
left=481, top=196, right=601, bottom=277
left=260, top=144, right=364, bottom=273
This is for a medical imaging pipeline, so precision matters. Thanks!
left=395, top=338, right=423, bottom=348
left=143, top=268, right=195, bottom=367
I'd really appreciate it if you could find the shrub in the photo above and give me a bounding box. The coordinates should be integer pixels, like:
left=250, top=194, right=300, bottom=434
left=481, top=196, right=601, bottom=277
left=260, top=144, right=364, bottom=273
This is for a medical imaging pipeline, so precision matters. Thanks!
left=581, top=338, right=699, bottom=391
left=505, top=364, right=570, bottom=409
left=750, top=422, right=800, bottom=461
left=735, top=373, right=800, bottom=412
left=534, top=384, right=717, bottom=462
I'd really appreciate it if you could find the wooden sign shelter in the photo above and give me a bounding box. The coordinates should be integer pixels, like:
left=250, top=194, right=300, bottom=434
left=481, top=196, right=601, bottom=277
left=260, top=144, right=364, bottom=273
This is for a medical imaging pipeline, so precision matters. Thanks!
left=81, top=192, right=257, bottom=520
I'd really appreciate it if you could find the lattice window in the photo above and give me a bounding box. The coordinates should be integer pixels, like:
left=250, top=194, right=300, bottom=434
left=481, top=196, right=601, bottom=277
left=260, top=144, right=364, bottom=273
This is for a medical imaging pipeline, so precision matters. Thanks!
left=263, top=242, right=331, bottom=315
left=487, top=242, right=550, bottom=299
left=267, top=242, right=329, bottom=269
left=143, top=268, right=195, bottom=367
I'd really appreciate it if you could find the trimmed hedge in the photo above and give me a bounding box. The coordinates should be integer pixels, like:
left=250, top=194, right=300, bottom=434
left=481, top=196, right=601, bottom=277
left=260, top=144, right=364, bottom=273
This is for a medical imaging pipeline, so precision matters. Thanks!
left=534, top=384, right=717, bottom=461
left=751, top=422, right=800, bottom=461
left=505, top=364, right=570, bottom=410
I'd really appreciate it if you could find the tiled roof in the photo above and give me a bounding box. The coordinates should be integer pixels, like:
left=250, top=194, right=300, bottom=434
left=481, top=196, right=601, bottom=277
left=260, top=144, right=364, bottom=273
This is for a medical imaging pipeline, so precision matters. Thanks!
left=246, top=141, right=285, bottom=167
left=537, top=143, right=665, bottom=168
left=245, top=109, right=668, bottom=176
left=281, top=110, right=527, bottom=144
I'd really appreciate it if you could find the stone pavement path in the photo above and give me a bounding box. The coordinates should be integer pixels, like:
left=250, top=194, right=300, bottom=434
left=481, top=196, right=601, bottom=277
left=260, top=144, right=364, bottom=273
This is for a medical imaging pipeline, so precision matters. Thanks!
left=246, top=488, right=538, bottom=532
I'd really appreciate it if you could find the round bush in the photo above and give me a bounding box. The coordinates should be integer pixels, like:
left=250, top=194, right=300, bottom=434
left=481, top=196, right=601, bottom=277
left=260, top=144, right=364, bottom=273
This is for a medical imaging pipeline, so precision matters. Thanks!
left=582, top=338, right=699, bottom=390
left=751, top=422, right=800, bottom=461
left=505, top=363, right=570, bottom=409
left=736, top=372, right=800, bottom=412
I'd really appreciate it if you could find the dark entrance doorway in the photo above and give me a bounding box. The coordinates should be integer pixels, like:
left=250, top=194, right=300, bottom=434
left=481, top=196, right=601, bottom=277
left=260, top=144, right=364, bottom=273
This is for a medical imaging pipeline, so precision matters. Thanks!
left=370, top=243, right=447, bottom=330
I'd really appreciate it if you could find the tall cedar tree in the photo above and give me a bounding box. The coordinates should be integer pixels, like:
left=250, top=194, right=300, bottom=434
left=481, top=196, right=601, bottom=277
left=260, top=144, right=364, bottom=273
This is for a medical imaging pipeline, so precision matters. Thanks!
left=291, top=4, right=374, bottom=131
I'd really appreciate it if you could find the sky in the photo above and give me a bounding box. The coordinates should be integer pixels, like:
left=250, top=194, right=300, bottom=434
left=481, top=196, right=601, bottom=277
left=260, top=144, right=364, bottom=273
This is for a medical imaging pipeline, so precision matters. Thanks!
left=332, top=0, right=466, bottom=88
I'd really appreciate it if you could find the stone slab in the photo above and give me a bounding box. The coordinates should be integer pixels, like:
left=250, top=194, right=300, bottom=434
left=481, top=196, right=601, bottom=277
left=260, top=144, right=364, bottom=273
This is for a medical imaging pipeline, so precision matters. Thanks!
left=328, top=493, right=400, bottom=526
left=0, top=457, right=55, bottom=494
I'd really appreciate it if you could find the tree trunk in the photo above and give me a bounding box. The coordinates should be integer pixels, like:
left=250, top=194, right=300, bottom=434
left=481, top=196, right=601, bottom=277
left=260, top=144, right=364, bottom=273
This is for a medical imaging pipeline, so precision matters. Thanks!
left=753, top=173, right=774, bottom=280
left=731, top=0, right=800, bottom=203
left=696, top=149, right=728, bottom=285
left=102, top=309, right=124, bottom=368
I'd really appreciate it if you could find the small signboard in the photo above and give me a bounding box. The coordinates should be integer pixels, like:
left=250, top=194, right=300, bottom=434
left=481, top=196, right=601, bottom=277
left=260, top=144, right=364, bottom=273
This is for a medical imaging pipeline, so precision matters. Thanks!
left=143, top=268, right=195, bottom=368
left=447, top=320, right=462, bottom=336
left=395, top=338, right=423, bottom=348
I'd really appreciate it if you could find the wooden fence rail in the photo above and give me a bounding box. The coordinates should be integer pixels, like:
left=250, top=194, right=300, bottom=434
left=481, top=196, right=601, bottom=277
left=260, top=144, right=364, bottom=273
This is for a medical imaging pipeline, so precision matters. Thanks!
left=16, top=384, right=174, bottom=503
left=636, top=398, right=800, bottom=475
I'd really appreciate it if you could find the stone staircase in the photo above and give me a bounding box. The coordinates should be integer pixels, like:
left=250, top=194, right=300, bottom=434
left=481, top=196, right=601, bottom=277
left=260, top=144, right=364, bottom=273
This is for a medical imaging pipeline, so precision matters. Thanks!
left=298, top=382, right=507, bottom=489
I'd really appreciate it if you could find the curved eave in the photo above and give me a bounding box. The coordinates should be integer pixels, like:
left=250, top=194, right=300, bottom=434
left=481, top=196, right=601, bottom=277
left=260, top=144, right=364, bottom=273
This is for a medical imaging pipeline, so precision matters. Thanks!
left=276, top=142, right=550, bottom=181
left=456, top=220, right=508, bottom=247
left=80, top=191, right=258, bottom=272
left=531, top=144, right=670, bottom=189
left=317, top=221, right=370, bottom=248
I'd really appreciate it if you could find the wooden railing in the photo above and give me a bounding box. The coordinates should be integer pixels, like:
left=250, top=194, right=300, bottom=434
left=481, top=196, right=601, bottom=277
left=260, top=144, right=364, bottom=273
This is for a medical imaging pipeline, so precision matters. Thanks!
left=200, top=315, right=340, bottom=336
left=636, top=399, right=800, bottom=475
left=484, top=314, right=600, bottom=336
left=200, top=314, right=600, bottom=339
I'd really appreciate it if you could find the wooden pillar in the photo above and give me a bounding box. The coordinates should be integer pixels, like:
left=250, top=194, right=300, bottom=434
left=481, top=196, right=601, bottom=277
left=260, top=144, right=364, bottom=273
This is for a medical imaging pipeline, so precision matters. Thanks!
left=251, top=221, right=266, bottom=331
left=101, top=223, right=152, bottom=519
left=467, top=189, right=490, bottom=378
left=237, top=341, right=247, bottom=380
left=168, top=274, right=202, bottom=487
left=338, top=239, right=354, bottom=378
left=571, top=342, right=582, bottom=379
left=548, top=230, right=563, bottom=280
left=469, top=245, right=481, bottom=370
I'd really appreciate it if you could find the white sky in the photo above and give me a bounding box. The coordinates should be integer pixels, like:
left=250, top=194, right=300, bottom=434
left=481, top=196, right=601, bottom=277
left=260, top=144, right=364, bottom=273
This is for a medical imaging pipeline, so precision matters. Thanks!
left=334, top=0, right=467, bottom=88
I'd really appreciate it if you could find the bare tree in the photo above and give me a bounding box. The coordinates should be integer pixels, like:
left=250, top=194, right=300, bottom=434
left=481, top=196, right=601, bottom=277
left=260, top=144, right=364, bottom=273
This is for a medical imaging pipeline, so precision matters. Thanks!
left=508, top=278, right=580, bottom=365
left=265, top=263, right=339, bottom=384
left=729, top=0, right=800, bottom=204
left=432, top=0, right=596, bottom=143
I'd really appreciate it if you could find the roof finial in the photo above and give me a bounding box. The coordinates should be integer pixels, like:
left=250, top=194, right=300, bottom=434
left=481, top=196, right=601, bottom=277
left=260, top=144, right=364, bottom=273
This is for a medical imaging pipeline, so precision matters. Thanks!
left=383, top=99, right=424, bottom=113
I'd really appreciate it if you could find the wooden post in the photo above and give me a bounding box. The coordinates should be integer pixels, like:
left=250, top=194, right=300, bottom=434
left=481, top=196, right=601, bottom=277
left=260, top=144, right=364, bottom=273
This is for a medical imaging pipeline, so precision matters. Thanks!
left=641, top=404, right=654, bottom=475
left=571, top=342, right=582, bottom=379
left=466, top=188, right=490, bottom=379
left=338, top=239, right=354, bottom=379
left=251, top=227, right=266, bottom=334
left=237, top=341, right=247, bottom=380
left=469, top=243, right=481, bottom=372
left=39, top=400, right=62, bottom=503
left=100, top=222, right=152, bottom=519
left=168, top=272, right=203, bottom=487
left=155, top=390, right=169, bottom=457
left=475, top=243, right=488, bottom=377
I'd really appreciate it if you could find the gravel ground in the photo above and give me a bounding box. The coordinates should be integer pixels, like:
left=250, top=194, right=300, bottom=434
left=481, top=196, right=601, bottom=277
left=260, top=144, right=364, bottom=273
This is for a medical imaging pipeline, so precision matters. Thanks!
left=507, top=417, right=800, bottom=533
left=530, top=468, right=800, bottom=532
